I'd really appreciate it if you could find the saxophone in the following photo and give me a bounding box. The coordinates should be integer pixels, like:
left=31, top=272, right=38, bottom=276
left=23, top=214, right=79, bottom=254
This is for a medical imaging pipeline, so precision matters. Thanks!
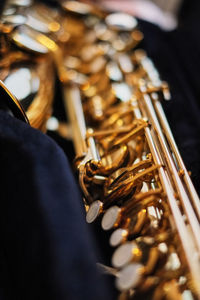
left=0, top=1, right=200, bottom=299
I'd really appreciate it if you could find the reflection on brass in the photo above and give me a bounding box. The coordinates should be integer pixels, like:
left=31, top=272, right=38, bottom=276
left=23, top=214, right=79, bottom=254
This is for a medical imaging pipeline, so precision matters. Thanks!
left=1, top=1, right=200, bottom=299
left=0, top=79, right=28, bottom=123
left=0, top=1, right=60, bottom=130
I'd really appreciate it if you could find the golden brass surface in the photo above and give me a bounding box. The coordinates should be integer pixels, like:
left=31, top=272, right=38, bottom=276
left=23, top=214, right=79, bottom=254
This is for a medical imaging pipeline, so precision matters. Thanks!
left=58, top=2, right=200, bottom=299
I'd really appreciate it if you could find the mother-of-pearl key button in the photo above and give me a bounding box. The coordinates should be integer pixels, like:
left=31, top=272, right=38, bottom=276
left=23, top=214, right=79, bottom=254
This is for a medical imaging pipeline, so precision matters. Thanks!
left=62, top=1, right=92, bottom=15
left=116, top=263, right=143, bottom=291
left=101, top=206, right=121, bottom=230
left=110, top=228, right=128, bottom=247
left=112, top=241, right=140, bottom=268
left=3, top=7, right=17, bottom=16
left=12, top=27, right=49, bottom=54
left=8, top=0, right=33, bottom=6
left=105, top=13, right=138, bottom=31
left=2, top=15, right=27, bottom=26
left=86, top=200, right=103, bottom=223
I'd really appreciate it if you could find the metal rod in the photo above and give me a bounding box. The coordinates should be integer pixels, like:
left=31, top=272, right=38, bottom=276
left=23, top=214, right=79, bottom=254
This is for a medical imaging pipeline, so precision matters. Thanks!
left=153, top=98, right=200, bottom=221
left=63, top=85, right=87, bottom=156
left=142, top=92, right=200, bottom=256
left=133, top=106, right=200, bottom=297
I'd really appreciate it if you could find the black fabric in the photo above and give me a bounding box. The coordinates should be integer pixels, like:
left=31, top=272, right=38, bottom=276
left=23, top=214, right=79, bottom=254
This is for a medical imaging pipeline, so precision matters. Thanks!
left=0, top=112, right=113, bottom=300
left=0, top=0, right=6, bottom=14
left=179, top=0, right=200, bottom=30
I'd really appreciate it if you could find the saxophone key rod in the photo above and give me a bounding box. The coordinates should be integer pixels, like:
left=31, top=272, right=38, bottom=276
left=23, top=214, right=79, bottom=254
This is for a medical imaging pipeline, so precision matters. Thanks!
left=139, top=52, right=200, bottom=221
left=63, top=84, right=101, bottom=163
left=141, top=90, right=200, bottom=255
left=153, top=96, right=200, bottom=220
left=133, top=104, right=200, bottom=297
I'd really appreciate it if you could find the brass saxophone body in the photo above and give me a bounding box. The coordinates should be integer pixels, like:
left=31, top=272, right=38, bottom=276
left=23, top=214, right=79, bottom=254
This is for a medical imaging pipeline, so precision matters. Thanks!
left=61, top=2, right=200, bottom=300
